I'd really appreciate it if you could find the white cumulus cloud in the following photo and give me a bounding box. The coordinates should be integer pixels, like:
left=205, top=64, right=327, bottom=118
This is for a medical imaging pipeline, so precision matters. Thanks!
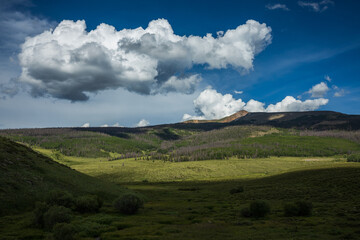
left=307, top=81, right=329, bottom=97
left=81, top=122, right=90, bottom=128
left=243, top=99, right=266, bottom=112
left=191, top=88, right=246, bottom=120
left=136, top=119, right=150, bottom=127
left=183, top=88, right=329, bottom=120
left=324, top=75, right=331, bottom=82
left=266, top=96, right=328, bottom=112
left=17, top=19, right=272, bottom=101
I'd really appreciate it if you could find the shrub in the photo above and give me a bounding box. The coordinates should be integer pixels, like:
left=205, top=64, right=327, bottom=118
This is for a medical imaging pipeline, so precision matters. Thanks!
left=43, top=206, right=72, bottom=230
left=284, top=203, right=299, bottom=217
left=53, top=223, right=76, bottom=240
left=113, top=194, right=143, bottom=215
left=75, top=195, right=102, bottom=213
left=240, top=207, right=252, bottom=218
left=33, top=201, right=50, bottom=227
left=296, top=201, right=313, bottom=216
left=347, top=154, right=360, bottom=162
left=249, top=200, right=270, bottom=218
left=284, top=200, right=313, bottom=217
left=230, top=186, right=244, bottom=194
left=46, top=190, right=75, bottom=209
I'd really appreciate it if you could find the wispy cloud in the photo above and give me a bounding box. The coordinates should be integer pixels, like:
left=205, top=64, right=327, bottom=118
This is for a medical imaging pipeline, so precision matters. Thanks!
left=333, top=85, right=346, bottom=97
left=266, top=3, right=290, bottom=11
left=298, top=0, right=334, bottom=12
left=324, top=75, right=331, bottom=82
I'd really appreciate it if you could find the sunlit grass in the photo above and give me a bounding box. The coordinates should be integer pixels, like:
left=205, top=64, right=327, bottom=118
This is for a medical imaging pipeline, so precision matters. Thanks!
left=34, top=147, right=354, bottom=183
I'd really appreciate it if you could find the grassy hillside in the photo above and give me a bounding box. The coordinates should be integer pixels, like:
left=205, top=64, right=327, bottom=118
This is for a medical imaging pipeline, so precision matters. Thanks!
left=2, top=125, right=359, bottom=161
left=0, top=136, right=127, bottom=216
left=0, top=128, right=158, bottom=157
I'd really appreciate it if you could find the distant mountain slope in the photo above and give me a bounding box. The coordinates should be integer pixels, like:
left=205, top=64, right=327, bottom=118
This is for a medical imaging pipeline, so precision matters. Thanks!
left=231, top=111, right=360, bottom=130
left=183, top=110, right=248, bottom=123
left=0, top=136, right=126, bottom=216
left=178, top=111, right=360, bottom=131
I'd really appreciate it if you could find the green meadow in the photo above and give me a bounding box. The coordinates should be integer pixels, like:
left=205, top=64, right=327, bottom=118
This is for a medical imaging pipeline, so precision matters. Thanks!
left=36, top=147, right=351, bottom=182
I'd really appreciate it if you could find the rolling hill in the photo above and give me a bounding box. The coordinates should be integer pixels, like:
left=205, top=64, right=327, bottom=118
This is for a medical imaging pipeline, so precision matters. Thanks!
left=0, top=136, right=127, bottom=216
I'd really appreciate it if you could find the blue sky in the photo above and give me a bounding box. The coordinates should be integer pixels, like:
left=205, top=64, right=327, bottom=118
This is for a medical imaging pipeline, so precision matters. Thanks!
left=0, top=0, right=359, bottom=128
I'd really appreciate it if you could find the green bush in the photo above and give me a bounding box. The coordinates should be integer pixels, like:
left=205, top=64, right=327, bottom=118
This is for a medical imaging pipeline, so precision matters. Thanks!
left=284, top=201, right=313, bottom=217
left=284, top=203, right=299, bottom=217
left=249, top=200, right=270, bottom=218
left=240, top=207, right=252, bottom=218
left=347, top=154, right=360, bottom=162
left=113, top=194, right=144, bottom=215
left=46, top=190, right=75, bottom=209
left=43, top=206, right=72, bottom=230
left=230, top=186, right=244, bottom=194
left=53, top=223, right=76, bottom=240
left=75, top=195, right=102, bottom=213
left=33, top=201, right=50, bottom=227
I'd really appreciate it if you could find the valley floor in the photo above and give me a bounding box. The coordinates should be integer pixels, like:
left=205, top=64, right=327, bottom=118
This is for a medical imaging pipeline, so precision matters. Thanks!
left=1, top=147, right=360, bottom=240
left=35, top=147, right=354, bottom=182
left=1, top=166, right=360, bottom=240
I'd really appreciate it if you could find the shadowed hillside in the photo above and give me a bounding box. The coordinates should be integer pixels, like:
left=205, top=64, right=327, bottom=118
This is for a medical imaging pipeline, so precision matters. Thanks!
left=0, top=136, right=127, bottom=216
left=231, top=111, right=360, bottom=130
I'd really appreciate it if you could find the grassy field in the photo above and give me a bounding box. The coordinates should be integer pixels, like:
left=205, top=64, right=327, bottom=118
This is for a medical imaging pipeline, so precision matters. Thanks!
left=35, top=147, right=352, bottom=182
left=2, top=165, right=360, bottom=240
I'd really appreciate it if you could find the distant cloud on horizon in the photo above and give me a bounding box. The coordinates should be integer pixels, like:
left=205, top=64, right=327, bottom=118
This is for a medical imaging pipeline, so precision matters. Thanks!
left=182, top=88, right=329, bottom=121
left=81, top=122, right=90, bottom=128
left=101, top=122, right=123, bottom=127
left=136, top=119, right=150, bottom=127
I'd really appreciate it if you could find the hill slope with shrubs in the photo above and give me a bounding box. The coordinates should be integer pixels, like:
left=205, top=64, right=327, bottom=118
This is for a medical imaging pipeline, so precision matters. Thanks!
left=0, top=136, right=128, bottom=216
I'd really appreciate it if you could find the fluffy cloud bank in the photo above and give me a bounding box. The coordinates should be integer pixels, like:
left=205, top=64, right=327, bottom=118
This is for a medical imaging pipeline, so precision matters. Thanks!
left=182, top=88, right=329, bottom=121
left=18, top=19, right=271, bottom=101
